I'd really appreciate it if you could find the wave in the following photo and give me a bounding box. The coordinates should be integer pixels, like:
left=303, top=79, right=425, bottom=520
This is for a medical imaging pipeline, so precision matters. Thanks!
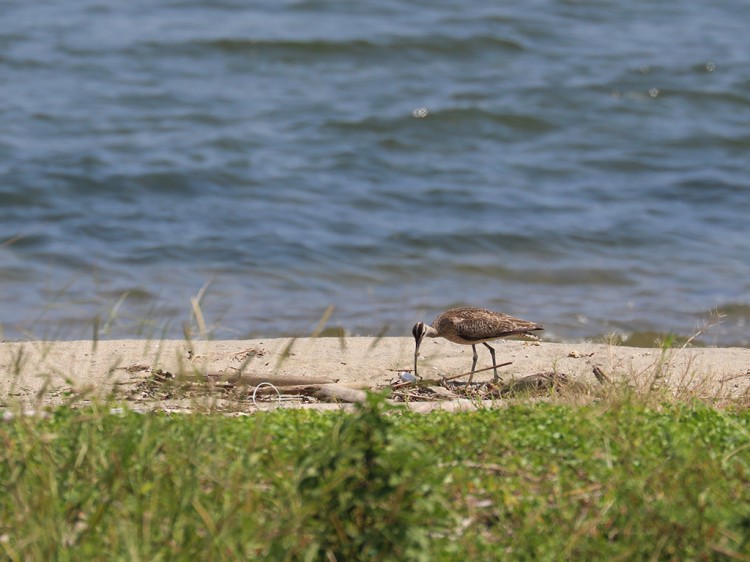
left=133, top=33, right=524, bottom=63
left=326, top=106, right=554, bottom=137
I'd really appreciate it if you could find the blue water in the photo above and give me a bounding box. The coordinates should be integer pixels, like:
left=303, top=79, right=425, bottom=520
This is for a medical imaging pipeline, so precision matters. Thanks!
left=2, top=1, right=749, bottom=344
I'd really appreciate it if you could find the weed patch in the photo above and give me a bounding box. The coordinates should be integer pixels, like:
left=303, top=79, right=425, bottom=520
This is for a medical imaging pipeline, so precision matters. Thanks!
left=1, top=399, right=749, bottom=560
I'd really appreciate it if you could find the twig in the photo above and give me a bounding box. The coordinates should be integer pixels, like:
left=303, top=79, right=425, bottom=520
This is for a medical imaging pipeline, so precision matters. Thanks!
left=391, top=380, right=417, bottom=390
left=441, top=361, right=513, bottom=383
left=720, top=371, right=750, bottom=383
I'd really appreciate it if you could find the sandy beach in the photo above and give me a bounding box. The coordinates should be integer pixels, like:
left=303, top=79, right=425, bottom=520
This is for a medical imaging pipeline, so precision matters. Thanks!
left=2, top=337, right=749, bottom=412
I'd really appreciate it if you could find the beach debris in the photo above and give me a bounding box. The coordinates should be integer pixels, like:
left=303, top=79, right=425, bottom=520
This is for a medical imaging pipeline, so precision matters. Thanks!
left=440, top=361, right=513, bottom=384
left=120, top=357, right=613, bottom=411
left=126, top=368, right=341, bottom=403
left=315, top=384, right=369, bottom=404
left=388, top=371, right=580, bottom=403
left=405, top=399, right=499, bottom=414
left=592, top=366, right=612, bottom=385
left=231, top=347, right=265, bottom=362
left=426, top=386, right=459, bottom=399
left=389, top=371, right=419, bottom=389
left=252, top=382, right=281, bottom=408
left=122, top=364, right=150, bottom=373
left=399, top=371, right=417, bottom=383
left=500, top=372, right=570, bottom=394
left=719, top=370, right=750, bottom=383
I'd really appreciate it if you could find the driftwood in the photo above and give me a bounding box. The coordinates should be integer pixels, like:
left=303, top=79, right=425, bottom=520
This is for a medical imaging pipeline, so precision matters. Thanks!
left=592, top=366, right=612, bottom=385
left=129, top=369, right=343, bottom=401
left=406, top=399, right=498, bottom=413
left=315, top=384, right=369, bottom=403
left=314, top=384, right=436, bottom=406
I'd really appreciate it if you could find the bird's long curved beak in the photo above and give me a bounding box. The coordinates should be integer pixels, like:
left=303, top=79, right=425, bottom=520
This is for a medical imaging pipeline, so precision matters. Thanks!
left=413, top=338, right=421, bottom=379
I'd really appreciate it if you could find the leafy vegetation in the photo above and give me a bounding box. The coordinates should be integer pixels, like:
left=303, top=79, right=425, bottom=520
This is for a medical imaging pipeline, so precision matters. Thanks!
left=2, top=396, right=749, bottom=560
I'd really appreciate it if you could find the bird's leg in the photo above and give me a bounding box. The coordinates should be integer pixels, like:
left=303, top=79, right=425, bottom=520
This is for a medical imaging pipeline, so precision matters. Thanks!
left=483, top=342, right=498, bottom=382
left=468, top=344, right=478, bottom=384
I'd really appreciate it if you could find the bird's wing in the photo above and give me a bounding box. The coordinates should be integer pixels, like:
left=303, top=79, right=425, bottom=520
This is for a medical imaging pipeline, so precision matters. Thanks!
left=454, top=315, right=542, bottom=342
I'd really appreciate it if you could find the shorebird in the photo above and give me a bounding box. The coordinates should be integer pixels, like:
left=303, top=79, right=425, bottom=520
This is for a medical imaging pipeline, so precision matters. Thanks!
left=412, top=307, right=543, bottom=382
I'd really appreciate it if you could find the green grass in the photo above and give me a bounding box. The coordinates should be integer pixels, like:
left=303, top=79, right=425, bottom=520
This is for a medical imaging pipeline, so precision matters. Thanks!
left=2, top=395, right=750, bottom=561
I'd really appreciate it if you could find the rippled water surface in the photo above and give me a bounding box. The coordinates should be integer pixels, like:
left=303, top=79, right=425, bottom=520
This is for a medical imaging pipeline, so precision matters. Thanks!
left=2, top=1, right=749, bottom=344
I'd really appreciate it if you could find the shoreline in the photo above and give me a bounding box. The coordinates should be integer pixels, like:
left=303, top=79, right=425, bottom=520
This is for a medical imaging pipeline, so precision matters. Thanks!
left=2, top=337, right=749, bottom=409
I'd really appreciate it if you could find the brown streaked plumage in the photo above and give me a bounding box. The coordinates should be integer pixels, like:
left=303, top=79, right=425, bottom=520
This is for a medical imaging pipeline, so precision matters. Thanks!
left=412, top=307, right=543, bottom=382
